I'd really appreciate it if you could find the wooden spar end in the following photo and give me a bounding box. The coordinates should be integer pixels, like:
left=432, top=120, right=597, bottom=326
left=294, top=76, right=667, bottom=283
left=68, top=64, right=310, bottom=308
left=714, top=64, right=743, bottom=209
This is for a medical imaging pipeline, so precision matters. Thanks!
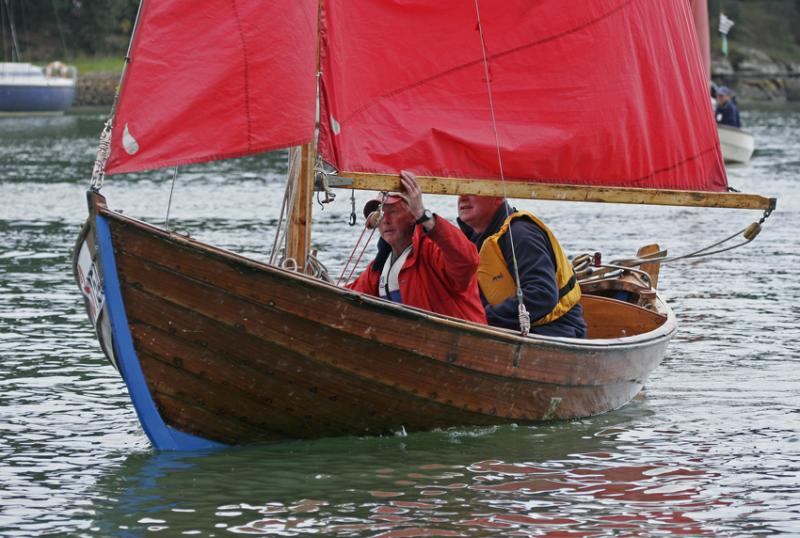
left=336, top=171, right=776, bottom=211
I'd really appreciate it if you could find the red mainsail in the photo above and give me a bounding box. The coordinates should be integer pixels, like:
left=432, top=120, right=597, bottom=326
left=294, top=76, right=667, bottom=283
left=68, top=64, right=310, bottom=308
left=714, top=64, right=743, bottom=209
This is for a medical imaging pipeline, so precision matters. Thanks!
left=691, top=0, right=712, bottom=79
left=318, top=0, right=726, bottom=190
left=105, top=0, right=318, bottom=175
left=106, top=0, right=726, bottom=192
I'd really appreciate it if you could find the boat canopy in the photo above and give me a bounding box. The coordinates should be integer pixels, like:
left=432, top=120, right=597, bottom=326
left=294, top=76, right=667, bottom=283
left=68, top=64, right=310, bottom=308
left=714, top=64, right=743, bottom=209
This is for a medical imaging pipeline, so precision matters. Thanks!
left=105, top=0, right=726, bottom=193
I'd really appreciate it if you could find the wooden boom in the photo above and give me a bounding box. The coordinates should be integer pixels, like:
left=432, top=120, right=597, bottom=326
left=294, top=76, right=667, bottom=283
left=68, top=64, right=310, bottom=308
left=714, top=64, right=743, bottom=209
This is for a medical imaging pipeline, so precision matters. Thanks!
left=337, top=171, right=776, bottom=211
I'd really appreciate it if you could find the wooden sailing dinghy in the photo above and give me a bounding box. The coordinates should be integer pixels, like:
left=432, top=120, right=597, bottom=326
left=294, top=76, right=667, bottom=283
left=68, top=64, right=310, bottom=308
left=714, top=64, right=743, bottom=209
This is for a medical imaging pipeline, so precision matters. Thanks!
left=73, top=0, right=775, bottom=450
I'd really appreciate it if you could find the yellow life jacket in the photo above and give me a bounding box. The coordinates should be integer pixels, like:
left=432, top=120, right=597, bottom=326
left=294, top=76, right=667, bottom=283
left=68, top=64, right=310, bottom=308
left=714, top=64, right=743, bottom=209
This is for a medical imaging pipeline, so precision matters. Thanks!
left=477, top=211, right=581, bottom=326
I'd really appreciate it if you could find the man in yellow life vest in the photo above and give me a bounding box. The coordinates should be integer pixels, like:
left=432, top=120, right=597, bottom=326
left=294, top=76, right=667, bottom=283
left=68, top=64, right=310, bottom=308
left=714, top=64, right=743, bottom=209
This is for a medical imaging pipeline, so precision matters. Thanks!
left=457, top=196, right=587, bottom=338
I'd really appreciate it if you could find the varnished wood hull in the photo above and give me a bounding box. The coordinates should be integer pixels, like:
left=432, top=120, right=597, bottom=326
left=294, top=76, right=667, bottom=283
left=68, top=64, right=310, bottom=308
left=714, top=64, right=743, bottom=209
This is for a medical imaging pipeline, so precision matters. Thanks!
left=74, top=193, right=676, bottom=449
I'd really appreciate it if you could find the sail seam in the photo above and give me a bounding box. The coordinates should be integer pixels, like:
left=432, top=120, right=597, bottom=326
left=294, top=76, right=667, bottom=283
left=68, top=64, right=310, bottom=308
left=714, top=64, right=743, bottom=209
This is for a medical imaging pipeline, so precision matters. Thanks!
left=230, top=0, right=253, bottom=150
left=341, top=0, right=633, bottom=125
left=627, top=144, right=722, bottom=187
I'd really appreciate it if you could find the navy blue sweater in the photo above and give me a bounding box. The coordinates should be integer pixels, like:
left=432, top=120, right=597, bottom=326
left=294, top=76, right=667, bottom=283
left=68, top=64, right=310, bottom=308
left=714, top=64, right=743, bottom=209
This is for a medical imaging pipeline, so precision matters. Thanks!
left=716, top=100, right=741, bottom=128
left=459, top=203, right=587, bottom=338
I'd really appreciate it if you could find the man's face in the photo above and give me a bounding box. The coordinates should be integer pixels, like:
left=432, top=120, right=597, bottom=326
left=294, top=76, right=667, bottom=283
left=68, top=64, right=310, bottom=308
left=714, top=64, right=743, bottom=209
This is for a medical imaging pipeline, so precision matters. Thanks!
left=716, top=94, right=730, bottom=105
left=458, top=195, right=503, bottom=231
left=378, top=202, right=415, bottom=250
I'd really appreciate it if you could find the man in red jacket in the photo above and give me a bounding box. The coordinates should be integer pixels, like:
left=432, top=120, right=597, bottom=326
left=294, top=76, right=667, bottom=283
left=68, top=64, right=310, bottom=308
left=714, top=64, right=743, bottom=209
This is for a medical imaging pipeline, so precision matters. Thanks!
left=347, top=171, right=487, bottom=325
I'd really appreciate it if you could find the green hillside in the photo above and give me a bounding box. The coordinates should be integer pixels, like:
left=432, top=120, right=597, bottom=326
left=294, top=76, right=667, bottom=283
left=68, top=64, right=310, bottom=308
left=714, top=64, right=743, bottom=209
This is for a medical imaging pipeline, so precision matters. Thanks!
left=0, top=0, right=136, bottom=64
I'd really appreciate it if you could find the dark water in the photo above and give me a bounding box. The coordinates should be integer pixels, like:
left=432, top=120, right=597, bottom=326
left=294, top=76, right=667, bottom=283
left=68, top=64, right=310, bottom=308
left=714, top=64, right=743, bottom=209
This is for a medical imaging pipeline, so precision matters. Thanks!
left=1, top=107, right=798, bottom=536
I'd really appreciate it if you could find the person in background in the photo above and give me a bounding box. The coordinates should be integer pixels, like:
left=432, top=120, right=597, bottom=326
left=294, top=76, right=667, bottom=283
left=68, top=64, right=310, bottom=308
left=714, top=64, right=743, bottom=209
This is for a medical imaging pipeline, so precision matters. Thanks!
left=715, top=86, right=741, bottom=128
left=347, top=170, right=487, bottom=324
left=457, top=196, right=587, bottom=338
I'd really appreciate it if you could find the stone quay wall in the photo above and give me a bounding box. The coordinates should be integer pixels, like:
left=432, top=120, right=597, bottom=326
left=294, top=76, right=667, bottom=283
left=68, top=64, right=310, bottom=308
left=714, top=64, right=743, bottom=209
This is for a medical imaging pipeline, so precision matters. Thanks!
left=74, top=72, right=119, bottom=108
left=712, top=48, right=800, bottom=102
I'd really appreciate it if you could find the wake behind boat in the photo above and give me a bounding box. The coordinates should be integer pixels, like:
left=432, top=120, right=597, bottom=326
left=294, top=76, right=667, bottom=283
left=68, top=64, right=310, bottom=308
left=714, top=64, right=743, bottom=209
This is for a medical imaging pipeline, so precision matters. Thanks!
left=0, top=61, right=76, bottom=115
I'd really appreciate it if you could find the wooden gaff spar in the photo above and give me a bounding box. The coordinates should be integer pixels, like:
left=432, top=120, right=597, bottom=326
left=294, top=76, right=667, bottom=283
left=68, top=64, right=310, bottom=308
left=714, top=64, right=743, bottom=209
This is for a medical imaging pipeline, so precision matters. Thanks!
left=73, top=0, right=775, bottom=450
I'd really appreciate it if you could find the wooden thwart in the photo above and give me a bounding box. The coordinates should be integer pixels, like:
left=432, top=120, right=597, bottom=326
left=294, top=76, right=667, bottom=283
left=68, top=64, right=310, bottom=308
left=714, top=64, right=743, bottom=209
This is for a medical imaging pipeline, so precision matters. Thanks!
left=337, top=171, right=776, bottom=211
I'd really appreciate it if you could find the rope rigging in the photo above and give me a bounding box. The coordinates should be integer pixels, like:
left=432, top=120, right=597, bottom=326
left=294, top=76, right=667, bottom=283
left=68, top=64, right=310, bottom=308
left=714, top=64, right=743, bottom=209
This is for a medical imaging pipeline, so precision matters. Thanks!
left=473, top=0, right=530, bottom=336
left=165, top=167, right=179, bottom=229
left=336, top=221, right=377, bottom=286
left=269, top=147, right=334, bottom=282
left=572, top=207, right=775, bottom=281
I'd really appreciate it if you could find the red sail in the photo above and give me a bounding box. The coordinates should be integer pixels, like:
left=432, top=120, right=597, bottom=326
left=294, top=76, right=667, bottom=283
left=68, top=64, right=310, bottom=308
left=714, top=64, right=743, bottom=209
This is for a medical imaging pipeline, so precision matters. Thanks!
left=691, top=0, right=712, bottom=79
left=106, top=0, right=317, bottom=175
left=318, top=0, right=726, bottom=191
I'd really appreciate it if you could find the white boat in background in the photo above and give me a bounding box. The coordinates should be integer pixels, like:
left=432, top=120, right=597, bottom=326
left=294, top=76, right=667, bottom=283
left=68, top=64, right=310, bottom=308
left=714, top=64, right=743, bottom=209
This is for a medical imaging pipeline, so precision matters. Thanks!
left=0, top=61, right=77, bottom=115
left=718, top=124, right=755, bottom=164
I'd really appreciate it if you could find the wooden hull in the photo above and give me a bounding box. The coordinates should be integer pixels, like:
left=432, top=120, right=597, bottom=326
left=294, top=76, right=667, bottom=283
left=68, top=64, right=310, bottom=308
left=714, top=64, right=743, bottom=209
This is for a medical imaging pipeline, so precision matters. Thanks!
left=718, top=124, right=755, bottom=164
left=74, top=193, right=676, bottom=449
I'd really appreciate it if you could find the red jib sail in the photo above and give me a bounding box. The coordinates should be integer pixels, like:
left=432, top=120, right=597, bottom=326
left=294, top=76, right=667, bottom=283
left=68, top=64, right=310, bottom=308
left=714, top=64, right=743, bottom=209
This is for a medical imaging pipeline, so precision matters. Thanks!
left=106, top=0, right=725, bottom=193
left=318, top=0, right=726, bottom=191
left=105, top=0, right=318, bottom=175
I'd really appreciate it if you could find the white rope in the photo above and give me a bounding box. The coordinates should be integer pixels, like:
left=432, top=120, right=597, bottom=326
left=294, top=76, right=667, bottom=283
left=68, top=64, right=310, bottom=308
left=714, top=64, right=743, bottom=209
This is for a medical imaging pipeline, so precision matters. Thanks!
left=270, top=148, right=300, bottom=265
left=269, top=148, right=333, bottom=282
left=269, top=178, right=291, bottom=265
left=307, top=251, right=333, bottom=282
left=90, top=119, right=113, bottom=191
left=473, top=0, right=530, bottom=336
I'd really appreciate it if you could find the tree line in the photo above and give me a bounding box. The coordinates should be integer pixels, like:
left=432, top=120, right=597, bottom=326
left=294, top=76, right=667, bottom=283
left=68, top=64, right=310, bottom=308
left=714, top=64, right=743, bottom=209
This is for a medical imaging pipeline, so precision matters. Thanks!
left=3, top=0, right=800, bottom=64
left=1, top=0, right=139, bottom=61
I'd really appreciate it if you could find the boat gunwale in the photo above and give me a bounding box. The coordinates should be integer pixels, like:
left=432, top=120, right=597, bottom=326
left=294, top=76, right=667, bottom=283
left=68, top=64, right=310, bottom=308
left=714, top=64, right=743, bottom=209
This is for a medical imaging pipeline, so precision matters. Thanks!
left=94, top=198, right=677, bottom=353
left=717, top=123, right=755, bottom=137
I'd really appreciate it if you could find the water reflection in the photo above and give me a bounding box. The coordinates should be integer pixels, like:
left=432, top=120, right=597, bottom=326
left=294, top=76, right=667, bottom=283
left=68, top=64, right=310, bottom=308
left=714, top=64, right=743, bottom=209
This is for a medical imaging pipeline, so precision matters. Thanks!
left=84, top=411, right=743, bottom=536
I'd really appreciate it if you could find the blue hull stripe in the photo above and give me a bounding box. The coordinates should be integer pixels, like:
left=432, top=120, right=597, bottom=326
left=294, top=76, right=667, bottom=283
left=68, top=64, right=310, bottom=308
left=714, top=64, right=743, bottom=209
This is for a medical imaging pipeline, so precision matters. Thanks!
left=96, top=215, right=225, bottom=451
left=0, top=85, right=75, bottom=112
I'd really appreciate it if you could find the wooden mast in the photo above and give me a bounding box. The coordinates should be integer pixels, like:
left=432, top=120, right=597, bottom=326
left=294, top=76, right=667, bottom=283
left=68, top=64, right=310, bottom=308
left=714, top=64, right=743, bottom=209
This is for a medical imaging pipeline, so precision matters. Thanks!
left=337, top=171, right=776, bottom=212
left=284, top=0, right=323, bottom=270
left=285, top=144, right=315, bottom=270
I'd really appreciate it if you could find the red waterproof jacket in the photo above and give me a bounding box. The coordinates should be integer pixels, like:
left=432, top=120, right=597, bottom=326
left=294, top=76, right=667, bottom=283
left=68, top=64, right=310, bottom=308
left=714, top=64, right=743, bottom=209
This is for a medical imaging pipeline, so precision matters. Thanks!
left=347, top=216, right=487, bottom=324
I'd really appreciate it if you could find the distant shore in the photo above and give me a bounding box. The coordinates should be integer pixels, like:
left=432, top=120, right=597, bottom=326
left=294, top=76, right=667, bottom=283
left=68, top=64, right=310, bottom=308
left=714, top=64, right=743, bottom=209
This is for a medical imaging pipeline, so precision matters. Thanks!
left=712, top=50, right=800, bottom=102
left=74, top=59, right=800, bottom=109
left=75, top=71, right=118, bottom=108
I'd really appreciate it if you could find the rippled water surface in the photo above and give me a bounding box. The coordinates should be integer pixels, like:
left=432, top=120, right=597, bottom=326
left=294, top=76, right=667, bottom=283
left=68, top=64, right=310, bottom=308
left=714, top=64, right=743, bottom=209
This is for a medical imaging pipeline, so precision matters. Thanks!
left=1, top=107, right=798, bottom=536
